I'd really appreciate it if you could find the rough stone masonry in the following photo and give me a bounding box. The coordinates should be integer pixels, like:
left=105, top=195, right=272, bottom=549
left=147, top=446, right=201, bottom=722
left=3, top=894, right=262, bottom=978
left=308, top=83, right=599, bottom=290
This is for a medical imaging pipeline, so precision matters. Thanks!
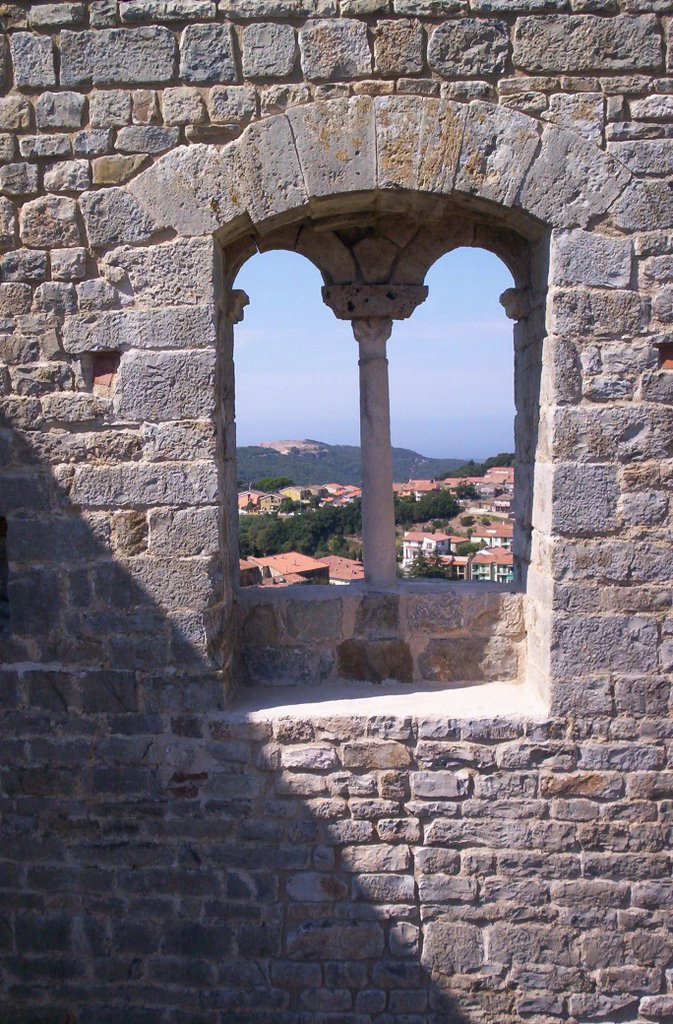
left=2, top=1, right=673, bottom=1021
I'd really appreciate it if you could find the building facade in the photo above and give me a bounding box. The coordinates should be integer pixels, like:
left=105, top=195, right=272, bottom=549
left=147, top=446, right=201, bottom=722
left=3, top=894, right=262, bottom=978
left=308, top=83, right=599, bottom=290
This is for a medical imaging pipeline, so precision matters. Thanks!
left=1, top=4, right=673, bottom=1021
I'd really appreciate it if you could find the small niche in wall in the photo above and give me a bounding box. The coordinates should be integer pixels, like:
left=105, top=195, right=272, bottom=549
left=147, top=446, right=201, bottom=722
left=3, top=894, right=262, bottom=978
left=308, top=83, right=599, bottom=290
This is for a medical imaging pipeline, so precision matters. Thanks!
left=0, top=517, right=9, bottom=633
left=658, top=342, right=673, bottom=370
left=83, top=351, right=121, bottom=395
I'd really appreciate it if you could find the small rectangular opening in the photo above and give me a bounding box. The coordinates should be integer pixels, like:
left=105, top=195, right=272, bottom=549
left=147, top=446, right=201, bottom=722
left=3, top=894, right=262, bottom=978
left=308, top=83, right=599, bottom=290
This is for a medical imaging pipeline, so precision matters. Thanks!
left=92, top=351, right=121, bottom=390
left=0, top=517, right=9, bottom=633
left=658, top=343, right=673, bottom=370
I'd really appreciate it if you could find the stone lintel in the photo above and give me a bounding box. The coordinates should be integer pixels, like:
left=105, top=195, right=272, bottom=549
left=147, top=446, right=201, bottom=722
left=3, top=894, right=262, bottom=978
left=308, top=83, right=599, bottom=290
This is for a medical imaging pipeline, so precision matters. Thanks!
left=322, top=283, right=428, bottom=321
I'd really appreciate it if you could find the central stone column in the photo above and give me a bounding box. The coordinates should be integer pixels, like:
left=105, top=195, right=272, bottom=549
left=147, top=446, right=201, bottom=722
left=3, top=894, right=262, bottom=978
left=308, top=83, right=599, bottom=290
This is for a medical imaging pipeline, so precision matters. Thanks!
left=353, top=316, right=396, bottom=587
left=322, top=283, right=428, bottom=588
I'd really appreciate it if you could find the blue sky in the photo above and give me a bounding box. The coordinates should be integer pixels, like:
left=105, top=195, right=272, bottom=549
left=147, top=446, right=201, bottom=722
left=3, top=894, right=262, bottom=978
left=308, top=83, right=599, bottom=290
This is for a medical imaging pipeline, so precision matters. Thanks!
left=234, top=246, right=514, bottom=460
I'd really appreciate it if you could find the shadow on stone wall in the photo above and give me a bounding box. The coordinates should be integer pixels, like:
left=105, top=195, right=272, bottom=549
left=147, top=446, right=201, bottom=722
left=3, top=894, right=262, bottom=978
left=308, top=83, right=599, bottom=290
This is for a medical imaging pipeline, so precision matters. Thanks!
left=1, top=411, right=479, bottom=1023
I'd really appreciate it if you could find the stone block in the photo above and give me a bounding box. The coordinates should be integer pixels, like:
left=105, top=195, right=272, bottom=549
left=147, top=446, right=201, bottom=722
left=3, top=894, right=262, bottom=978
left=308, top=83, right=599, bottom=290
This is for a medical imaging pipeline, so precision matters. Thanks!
left=287, top=920, right=384, bottom=960
left=550, top=229, right=632, bottom=288
left=92, top=155, right=147, bottom=186
left=410, top=770, right=469, bottom=799
left=207, top=85, right=257, bottom=125
left=342, top=740, right=411, bottom=769
left=114, top=350, right=216, bottom=422
left=0, top=248, right=47, bottom=282
left=232, top=114, right=307, bottom=227
left=337, top=638, right=413, bottom=683
left=455, top=101, right=539, bottom=207
left=19, top=196, right=81, bottom=248
left=545, top=91, right=604, bottom=146
left=179, top=23, right=237, bottom=83
left=513, top=15, right=662, bottom=73
left=0, top=196, right=15, bottom=248
left=0, top=162, right=38, bottom=197
left=10, top=32, right=56, bottom=88
left=148, top=506, right=219, bottom=556
left=299, top=20, right=372, bottom=81
left=551, top=288, right=643, bottom=338
left=19, top=134, right=71, bottom=158
left=33, top=282, right=77, bottom=314
left=64, top=306, right=216, bottom=354
left=60, top=27, right=177, bottom=86
left=551, top=614, right=658, bottom=676
left=243, top=23, right=297, bottom=79
left=73, top=129, right=113, bottom=157
left=70, top=461, right=218, bottom=507
left=116, top=126, right=180, bottom=153
left=429, top=19, right=508, bottom=77
left=44, top=160, right=91, bottom=193
left=286, top=872, right=348, bottom=902
left=0, top=96, right=32, bottom=131
left=102, top=238, right=215, bottom=306
left=281, top=745, right=339, bottom=770
left=422, top=920, right=484, bottom=973
left=119, top=0, right=216, bottom=18
left=29, top=3, right=86, bottom=27
left=374, top=19, right=424, bottom=76
left=79, top=188, right=155, bottom=246
left=520, top=125, right=629, bottom=229
left=35, top=92, right=86, bottom=130
left=352, top=873, right=416, bottom=902
left=89, top=89, right=133, bottom=128
left=286, top=598, right=342, bottom=641
left=161, top=87, right=207, bottom=126
left=418, top=635, right=521, bottom=683
left=76, top=278, right=121, bottom=311
left=288, top=96, right=376, bottom=201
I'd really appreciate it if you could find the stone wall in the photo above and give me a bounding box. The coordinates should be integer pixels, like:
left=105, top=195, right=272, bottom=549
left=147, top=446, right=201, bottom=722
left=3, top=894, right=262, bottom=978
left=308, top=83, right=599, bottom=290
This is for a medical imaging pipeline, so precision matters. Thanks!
left=2, top=1, right=673, bottom=1021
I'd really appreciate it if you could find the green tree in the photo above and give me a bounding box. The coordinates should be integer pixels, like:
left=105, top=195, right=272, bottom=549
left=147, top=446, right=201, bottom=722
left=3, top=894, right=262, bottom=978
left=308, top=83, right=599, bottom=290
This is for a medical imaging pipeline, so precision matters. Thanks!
left=460, top=515, right=475, bottom=528
left=456, top=541, right=480, bottom=557
left=253, top=475, right=295, bottom=492
left=408, top=552, right=451, bottom=579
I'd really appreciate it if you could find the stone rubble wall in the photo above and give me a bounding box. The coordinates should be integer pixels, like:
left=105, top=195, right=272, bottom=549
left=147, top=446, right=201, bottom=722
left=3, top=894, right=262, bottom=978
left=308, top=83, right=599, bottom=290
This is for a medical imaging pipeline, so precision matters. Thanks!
left=2, top=2, right=673, bottom=1021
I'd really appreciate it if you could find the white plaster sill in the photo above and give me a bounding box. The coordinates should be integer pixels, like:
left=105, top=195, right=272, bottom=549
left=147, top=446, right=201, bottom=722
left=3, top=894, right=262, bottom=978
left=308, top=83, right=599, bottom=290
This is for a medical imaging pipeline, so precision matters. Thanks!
left=227, top=678, right=548, bottom=722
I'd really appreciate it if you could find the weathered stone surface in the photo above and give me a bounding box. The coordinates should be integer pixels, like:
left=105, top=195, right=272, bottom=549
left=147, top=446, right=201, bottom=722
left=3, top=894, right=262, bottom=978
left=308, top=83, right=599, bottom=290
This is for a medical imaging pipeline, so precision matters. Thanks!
left=44, top=160, right=91, bottom=194
left=550, top=229, right=632, bottom=288
left=289, top=95, right=376, bottom=201
left=179, top=23, right=237, bottom=83
left=19, top=196, right=81, bottom=248
left=551, top=287, right=643, bottom=338
left=161, top=87, right=207, bottom=126
left=115, top=350, right=216, bottom=421
left=35, top=92, right=86, bottom=130
left=80, top=188, right=156, bottom=246
left=69, top=461, right=218, bottom=506
left=288, top=920, right=384, bottom=960
left=514, top=15, right=662, bottom=73
left=299, top=20, right=372, bottom=81
left=374, top=19, right=424, bottom=76
left=208, top=85, right=257, bottom=125
left=9, top=32, right=56, bottom=88
left=90, top=90, right=132, bottom=128
left=61, top=28, right=177, bottom=86
left=429, top=19, right=508, bottom=78
left=338, top=639, right=413, bottom=683
left=102, top=238, right=215, bottom=306
left=418, top=635, right=522, bottom=683
left=456, top=102, right=539, bottom=207
left=243, top=22, right=297, bottom=79
left=422, top=920, right=484, bottom=973
left=63, top=305, right=216, bottom=354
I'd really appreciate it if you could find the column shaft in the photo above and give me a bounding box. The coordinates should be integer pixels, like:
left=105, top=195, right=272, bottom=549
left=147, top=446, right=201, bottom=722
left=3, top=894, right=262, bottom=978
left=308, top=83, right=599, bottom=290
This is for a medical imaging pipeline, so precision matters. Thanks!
left=354, top=318, right=397, bottom=588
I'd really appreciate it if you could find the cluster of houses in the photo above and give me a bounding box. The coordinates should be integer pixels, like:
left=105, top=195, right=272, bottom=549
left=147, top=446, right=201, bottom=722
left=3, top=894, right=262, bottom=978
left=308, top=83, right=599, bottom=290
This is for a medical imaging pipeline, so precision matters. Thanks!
left=238, top=465, right=515, bottom=586
left=238, top=482, right=362, bottom=514
left=401, top=522, right=514, bottom=583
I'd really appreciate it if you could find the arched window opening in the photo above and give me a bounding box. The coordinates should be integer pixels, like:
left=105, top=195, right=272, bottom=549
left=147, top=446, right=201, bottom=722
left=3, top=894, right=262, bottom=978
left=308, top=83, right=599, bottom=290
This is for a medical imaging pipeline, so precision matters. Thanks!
left=233, top=250, right=362, bottom=589
left=388, top=248, right=517, bottom=585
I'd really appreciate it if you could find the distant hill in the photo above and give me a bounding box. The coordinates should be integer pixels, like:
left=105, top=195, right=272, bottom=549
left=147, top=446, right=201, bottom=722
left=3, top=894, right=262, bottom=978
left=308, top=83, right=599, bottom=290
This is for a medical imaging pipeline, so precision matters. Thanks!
left=236, top=439, right=466, bottom=486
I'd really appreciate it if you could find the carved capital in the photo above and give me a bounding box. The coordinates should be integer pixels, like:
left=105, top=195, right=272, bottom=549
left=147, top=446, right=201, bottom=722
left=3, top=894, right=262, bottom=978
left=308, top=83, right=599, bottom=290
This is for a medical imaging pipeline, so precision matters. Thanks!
left=226, top=289, right=250, bottom=324
left=322, top=283, right=428, bottom=322
left=500, top=287, right=531, bottom=321
left=352, top=316, right=393, bottom=355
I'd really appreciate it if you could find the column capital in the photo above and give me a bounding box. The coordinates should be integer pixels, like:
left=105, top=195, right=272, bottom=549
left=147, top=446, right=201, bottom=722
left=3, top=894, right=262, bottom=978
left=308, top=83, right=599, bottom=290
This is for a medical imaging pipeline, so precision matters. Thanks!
left=352, top=316, right=393, bottom=352
left=225, top=289, right=249, bottom=324
left=322, top=283, right=428, bottom=322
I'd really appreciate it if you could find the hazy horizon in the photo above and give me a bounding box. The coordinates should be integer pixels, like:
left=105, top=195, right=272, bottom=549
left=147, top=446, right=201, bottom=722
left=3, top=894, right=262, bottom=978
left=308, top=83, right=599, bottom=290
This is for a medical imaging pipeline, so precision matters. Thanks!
left=233, top=246, right=515, bottom=460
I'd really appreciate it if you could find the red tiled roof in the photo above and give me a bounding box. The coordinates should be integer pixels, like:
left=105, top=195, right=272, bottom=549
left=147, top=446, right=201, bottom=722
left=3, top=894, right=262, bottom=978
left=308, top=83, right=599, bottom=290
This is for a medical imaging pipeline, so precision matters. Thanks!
left=251, top=552, right=328, bottom=575
left=317, top=555, right=365, bottom=581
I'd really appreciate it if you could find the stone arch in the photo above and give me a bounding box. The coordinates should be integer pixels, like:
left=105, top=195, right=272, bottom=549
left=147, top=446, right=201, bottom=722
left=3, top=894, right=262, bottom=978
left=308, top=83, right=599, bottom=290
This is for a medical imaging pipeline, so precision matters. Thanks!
left=118, top=96, right=641, bottom=245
